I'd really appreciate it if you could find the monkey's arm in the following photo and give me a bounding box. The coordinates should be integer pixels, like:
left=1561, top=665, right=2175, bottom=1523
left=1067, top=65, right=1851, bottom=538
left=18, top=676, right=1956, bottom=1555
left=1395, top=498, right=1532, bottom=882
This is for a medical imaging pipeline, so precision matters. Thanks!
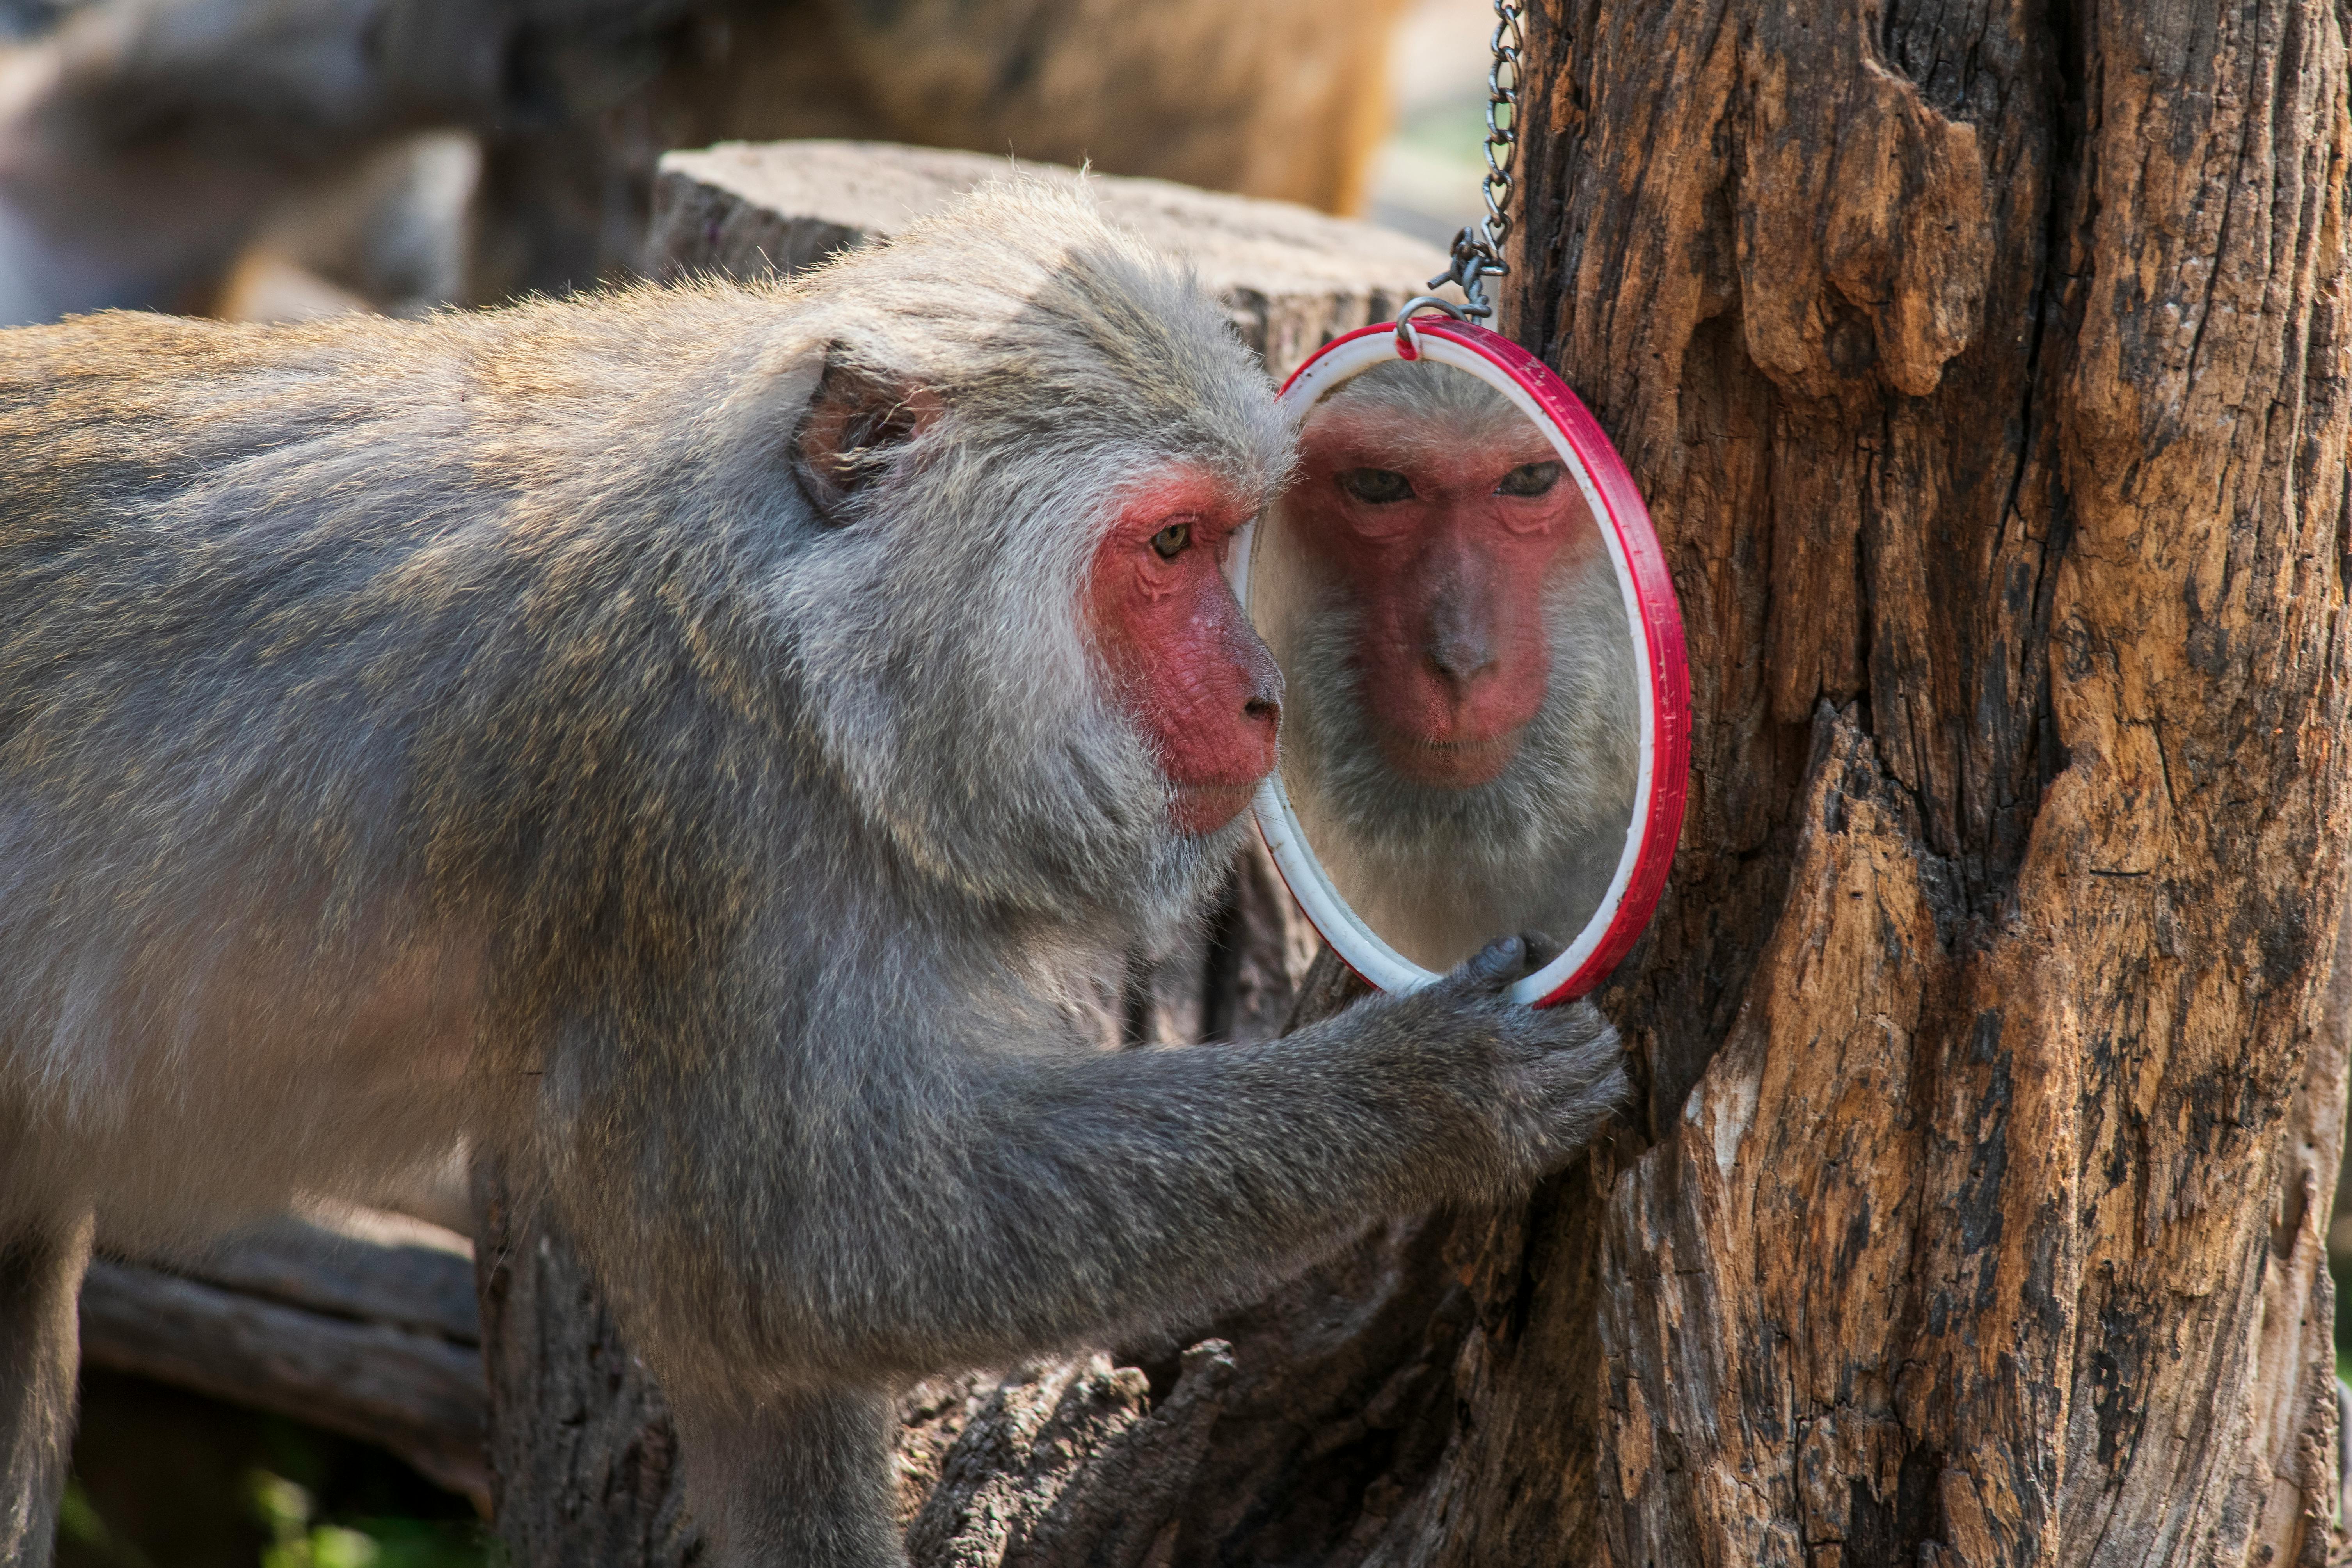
left=672, top=945, right=1623, bottom=1381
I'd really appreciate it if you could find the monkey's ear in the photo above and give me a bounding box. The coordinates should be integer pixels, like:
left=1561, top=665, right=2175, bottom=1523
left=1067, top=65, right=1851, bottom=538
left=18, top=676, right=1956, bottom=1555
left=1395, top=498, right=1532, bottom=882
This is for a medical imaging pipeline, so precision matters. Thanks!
left=792, top=359, right=941, bottom=527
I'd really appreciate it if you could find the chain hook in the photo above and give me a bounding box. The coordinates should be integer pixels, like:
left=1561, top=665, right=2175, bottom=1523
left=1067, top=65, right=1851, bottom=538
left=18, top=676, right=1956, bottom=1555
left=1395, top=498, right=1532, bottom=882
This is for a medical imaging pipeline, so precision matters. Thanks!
left=1391, top=293, right=1469, bottom=356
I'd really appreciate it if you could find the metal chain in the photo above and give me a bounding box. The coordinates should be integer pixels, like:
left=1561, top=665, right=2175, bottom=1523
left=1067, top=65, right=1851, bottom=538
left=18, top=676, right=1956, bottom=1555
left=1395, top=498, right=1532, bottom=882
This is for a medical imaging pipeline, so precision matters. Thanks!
left=1398, top=0, right=1523, bottom=329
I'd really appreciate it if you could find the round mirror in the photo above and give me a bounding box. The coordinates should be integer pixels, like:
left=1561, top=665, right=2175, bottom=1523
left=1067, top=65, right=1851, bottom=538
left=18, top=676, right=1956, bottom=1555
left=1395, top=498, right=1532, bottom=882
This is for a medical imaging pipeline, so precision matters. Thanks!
left=1232, top=317, right=1689, bottom=1005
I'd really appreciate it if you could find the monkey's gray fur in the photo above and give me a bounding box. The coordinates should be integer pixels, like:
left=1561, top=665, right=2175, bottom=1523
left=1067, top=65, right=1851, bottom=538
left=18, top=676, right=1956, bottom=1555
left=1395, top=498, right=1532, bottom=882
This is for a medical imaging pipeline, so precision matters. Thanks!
left=0, top=181, right=1625, bottom=1566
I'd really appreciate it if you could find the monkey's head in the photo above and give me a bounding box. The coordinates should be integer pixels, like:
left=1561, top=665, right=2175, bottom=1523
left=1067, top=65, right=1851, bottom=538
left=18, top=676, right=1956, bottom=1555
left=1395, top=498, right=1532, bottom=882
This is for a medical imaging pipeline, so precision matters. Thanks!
left=1080, top=468, right=1281, bottom=835
left=764, top=180, right=1292, bottom=934
left=1286, top=362, right=1598, bottom=790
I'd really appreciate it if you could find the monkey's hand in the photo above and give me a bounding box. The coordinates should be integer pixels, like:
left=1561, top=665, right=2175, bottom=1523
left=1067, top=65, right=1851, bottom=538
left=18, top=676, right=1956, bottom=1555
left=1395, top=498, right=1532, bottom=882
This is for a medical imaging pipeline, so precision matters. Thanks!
left=1349, top=934, right=1630, bottom=1201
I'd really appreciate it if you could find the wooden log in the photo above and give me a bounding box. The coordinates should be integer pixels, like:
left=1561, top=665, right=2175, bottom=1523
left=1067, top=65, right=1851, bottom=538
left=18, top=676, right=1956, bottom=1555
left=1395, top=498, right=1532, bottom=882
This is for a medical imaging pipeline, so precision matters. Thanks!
left=471, top=1170, right=699, bottom=1568
left=168, top=1206, right=481, bottom=1344
left=644, top=139, right=1453, bottom=384
left=78, top=1208, right=487, bottom=1509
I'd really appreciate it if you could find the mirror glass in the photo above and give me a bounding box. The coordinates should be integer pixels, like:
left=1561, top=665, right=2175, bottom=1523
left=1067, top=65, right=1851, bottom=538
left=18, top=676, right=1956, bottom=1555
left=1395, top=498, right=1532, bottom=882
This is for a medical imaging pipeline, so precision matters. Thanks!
left=1236, top=320, right=1685, bottom=1005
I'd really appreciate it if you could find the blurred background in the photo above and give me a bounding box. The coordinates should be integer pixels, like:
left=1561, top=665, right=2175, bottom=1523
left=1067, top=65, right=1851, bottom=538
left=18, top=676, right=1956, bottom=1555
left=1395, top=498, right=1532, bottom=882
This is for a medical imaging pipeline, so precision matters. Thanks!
left=1366, top=0, right=1490, bottom=247
left=0, top=0, right=1494, bottom=329
left=0, top=0, right=1490, bottom=1561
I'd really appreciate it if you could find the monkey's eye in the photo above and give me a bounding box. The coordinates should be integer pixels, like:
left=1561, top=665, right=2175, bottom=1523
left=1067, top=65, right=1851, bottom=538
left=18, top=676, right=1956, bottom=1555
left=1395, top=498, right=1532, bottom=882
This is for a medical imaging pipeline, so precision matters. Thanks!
left=1337, top=467, right=1415, bottom=504
left=1151, top=521, right=1192, bottom=559
left=1496, top=461, right=1563, bottom=497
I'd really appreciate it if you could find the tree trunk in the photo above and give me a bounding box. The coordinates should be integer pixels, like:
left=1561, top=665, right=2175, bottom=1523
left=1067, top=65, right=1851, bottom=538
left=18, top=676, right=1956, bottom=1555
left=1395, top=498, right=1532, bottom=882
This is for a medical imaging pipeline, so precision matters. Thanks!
left=1519, top=0, right=2352, bottom=1559
left=484, top=2, right=2352, bottom=1549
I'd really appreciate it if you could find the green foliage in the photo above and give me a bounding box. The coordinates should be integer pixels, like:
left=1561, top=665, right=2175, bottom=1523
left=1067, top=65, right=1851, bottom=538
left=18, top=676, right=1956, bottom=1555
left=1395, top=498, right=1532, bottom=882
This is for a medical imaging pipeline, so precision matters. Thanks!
left=251, top=1472, right=484, bottom=1568
left=2334, top=1244, right=2352, bottom=1387
left=57, top=1480, right=152, bottom=1568
left=1389, top=95, right=1492, bottom=169
left=64, top=1371, right=490, bottom=1568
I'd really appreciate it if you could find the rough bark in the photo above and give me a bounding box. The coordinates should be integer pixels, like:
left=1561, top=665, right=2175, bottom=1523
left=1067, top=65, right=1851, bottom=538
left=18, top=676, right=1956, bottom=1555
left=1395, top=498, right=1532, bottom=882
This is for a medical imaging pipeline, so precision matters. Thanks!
left=902, top=1341, right=1236, bottom=1568
left=1514, top=0, right=2352, bottom=1560
left=473, top=1168, right=701, bottom=1568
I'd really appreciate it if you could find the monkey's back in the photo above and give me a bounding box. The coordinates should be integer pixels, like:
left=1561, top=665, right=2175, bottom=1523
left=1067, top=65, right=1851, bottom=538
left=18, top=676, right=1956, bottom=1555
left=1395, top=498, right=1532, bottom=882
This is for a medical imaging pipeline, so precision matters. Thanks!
left=0, top=300, right=808, bottom=1245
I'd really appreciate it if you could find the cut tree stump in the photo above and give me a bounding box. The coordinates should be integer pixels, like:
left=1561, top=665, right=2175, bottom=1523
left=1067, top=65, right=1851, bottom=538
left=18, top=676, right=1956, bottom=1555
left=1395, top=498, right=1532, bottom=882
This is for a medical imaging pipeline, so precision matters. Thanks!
left=645, top=139, right=1452, bottom=384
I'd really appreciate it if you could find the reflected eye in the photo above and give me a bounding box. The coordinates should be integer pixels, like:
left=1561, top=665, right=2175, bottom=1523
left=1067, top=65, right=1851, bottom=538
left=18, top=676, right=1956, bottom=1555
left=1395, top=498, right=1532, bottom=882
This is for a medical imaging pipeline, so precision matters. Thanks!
left=1496, top=461, right=1562, bottom=497
left=1151, top=520, right=1192, bottom=559
left=1337, top=468, right=1415, bottom=504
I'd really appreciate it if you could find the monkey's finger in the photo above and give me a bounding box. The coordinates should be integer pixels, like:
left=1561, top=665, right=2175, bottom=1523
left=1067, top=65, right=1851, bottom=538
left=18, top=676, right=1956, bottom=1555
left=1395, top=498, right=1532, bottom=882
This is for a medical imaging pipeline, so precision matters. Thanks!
left=1518, top=930, right=1563, bottom=971
left=1452, top=936, right=1529, bottom=990
left=1530, top=997, right=1617, bottom=1055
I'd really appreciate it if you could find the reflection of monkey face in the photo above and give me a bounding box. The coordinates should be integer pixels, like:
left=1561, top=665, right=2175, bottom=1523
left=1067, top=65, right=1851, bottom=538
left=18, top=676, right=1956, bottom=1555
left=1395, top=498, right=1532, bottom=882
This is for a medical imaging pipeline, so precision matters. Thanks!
left=1254, top=360, right=1639, bottom=969
left=1286, top=404, right=1599, bottom=788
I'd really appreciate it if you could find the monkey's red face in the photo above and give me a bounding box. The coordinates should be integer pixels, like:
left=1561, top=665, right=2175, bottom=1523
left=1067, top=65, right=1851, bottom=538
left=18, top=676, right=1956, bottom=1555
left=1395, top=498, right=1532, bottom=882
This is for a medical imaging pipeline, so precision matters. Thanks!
left=1290, top=412, right=1597, bottom=789
left=1089, top=470, right=1283, bottom=835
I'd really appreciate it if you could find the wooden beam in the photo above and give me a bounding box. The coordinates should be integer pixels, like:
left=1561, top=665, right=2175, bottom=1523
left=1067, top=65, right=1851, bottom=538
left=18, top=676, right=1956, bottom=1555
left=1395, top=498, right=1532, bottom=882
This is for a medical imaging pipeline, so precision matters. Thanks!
left=78, top=1208, right=487, bottom=1509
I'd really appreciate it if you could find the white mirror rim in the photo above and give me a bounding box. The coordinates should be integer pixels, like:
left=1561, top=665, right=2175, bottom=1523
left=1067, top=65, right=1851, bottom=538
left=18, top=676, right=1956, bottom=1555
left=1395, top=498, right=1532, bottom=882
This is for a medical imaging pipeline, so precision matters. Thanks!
left=1230, top=322, right=1666, bottom=1007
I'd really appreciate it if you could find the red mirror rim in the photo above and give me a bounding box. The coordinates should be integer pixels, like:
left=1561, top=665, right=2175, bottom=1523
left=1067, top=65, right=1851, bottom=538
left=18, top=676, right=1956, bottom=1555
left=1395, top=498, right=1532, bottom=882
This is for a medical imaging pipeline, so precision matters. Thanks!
left=1251, top=318, right=1689, bottom=1004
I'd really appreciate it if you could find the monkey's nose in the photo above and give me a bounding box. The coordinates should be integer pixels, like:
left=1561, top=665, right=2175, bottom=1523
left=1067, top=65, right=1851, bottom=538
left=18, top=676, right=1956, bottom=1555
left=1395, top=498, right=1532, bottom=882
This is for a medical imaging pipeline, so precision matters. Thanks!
left=1427, top=630, right=1497, bottom=691
left=1228, top=619, right=1283, bottom=755
left=1242, top=663, right=1283, bottom=757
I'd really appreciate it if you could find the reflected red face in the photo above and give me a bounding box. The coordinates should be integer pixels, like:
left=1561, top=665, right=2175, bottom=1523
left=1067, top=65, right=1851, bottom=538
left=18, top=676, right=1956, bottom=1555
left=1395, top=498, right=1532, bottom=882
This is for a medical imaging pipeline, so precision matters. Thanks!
left=1289, top=409, right=1596, bottom=788
left=1088, top=468, right=1282, bottom=835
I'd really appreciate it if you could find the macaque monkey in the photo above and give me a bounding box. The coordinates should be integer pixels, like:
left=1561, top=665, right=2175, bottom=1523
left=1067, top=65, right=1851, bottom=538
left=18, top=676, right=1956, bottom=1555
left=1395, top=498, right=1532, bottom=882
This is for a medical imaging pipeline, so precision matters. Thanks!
left=0, top=183, right=1624, bottom=1567
left=1255, top=358, right=1641, bottom=970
